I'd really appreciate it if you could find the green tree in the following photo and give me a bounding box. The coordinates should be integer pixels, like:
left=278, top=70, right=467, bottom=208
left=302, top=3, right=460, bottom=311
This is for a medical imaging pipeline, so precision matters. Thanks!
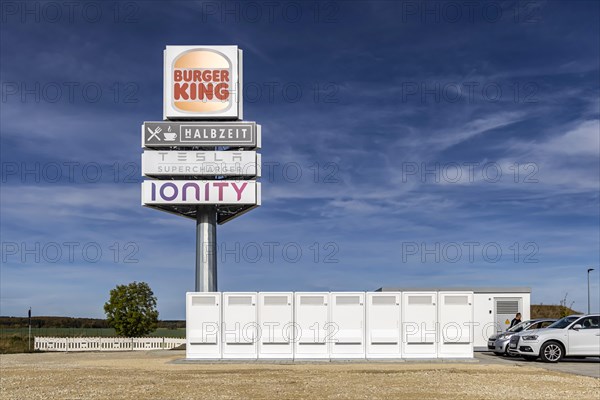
left=103, top=282, right=159, bottom=337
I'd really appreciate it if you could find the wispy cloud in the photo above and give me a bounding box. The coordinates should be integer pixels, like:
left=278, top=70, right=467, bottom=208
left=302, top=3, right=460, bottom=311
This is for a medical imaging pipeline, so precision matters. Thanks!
left=1, top=1, right=599, bottom=318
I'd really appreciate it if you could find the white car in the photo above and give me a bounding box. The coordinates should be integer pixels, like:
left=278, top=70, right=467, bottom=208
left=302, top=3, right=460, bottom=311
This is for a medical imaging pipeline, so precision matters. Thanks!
left=508, top=314, right=600, bottom=362
left=488, top=318, right=556, bottom=355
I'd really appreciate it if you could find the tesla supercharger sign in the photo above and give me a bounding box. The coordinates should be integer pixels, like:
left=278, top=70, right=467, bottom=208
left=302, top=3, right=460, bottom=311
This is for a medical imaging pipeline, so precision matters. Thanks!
left=141, top=45, right=261, bottom=292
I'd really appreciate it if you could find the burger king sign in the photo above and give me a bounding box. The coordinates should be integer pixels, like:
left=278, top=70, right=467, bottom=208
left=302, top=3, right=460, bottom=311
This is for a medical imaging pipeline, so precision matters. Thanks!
left=164, top=46, right=243, bottom=120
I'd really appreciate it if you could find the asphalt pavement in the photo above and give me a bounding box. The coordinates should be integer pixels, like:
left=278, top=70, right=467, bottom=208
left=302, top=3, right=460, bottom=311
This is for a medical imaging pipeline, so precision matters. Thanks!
left=476, top=351, right=600, bottom=379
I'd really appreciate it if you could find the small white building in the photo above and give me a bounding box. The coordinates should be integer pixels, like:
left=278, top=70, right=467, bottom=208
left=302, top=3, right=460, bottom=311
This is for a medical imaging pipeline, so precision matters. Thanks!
left=377, top=287, right=531, bottom=351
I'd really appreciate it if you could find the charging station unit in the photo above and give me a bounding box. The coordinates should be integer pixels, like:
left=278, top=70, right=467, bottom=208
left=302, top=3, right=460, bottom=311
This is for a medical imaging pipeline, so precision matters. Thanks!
left=186, top=292, right=221, bottom=359
left=402, top=291, right=438, bottom=358
left=257, top=292, right=294, bottom=359
left=222, top=292, right=258, bottom=359
left=329, top=292, right=366, bottom=359
left=366, top=292, right=402, bottom=359
left=437, top=291, right=474, bottom=358
left=293, top=292, right=330, bottom=359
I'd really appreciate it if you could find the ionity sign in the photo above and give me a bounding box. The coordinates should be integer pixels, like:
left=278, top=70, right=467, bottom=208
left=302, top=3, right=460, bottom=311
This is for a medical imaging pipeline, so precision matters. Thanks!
left=142, top=181, right=260, bottom=205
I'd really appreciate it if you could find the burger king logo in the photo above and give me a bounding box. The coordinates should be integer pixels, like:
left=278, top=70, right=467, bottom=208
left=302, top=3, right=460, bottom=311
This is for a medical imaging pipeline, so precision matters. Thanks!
left=164, top=46, right=242, bottom=120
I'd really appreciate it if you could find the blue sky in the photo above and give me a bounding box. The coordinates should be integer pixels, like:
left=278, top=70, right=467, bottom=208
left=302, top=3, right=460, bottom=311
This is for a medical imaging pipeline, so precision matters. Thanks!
left=1, top=0, right=599, bottom=319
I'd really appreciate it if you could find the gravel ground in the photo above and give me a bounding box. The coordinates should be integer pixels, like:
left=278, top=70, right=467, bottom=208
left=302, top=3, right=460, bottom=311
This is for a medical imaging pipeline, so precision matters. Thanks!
left=1, top=351, right=599, bottom=400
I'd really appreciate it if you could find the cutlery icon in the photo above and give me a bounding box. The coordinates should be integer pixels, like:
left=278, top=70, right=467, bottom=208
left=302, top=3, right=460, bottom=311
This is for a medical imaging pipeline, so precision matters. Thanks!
left=147, top=126, right=162, bottom=141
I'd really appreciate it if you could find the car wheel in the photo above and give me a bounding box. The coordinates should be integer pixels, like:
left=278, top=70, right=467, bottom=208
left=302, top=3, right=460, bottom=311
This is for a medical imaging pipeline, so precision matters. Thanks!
left=522, top=355, right=538, bottom=361
left=540, top=341, right=564, bottom=363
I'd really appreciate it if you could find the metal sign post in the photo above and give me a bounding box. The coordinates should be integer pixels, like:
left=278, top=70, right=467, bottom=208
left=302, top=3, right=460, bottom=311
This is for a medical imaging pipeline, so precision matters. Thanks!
left=28, top=307, right=31, bottom=351
left=141, top=45, right=261, bottom=293
left=196, top=206, right=217, bottom=292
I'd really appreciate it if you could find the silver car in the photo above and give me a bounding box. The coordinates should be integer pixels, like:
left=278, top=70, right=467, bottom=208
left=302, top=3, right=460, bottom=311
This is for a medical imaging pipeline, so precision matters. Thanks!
left=488, top=319, right=556, bottom=355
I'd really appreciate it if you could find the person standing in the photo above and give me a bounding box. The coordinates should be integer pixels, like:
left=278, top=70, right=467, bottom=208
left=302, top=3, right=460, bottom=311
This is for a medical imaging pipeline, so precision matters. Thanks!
left=509, top=312, right=522, bottom=328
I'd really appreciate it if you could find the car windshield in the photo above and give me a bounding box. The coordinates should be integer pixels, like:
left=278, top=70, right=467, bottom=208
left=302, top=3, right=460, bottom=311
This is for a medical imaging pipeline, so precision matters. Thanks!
left=507, top=320, right=533, bottom=332
left=547, top=316, right=580, bottom=329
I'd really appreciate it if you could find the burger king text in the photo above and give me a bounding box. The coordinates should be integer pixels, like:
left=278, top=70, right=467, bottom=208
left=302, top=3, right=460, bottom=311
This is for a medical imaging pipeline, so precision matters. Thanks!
left=174, top=69, right=230, bottom=102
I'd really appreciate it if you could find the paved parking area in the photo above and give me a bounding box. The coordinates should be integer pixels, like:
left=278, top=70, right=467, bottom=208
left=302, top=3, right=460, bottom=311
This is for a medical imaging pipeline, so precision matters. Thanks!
left=476, top=352, right=600, bottom=378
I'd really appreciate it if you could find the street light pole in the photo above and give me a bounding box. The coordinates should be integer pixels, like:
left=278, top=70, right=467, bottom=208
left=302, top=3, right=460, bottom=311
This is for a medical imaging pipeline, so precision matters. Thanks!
left=587, top=268, right=595, bottom=314
left=28, top=307, right=31, bottom=352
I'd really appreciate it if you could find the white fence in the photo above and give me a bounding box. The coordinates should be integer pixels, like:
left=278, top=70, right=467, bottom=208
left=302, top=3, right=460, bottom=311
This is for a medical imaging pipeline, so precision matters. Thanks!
left=34, top=337, right=185, bottom=352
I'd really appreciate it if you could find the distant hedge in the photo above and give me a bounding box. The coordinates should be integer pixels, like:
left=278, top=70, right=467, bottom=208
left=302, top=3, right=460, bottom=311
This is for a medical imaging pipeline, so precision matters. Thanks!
left=0, top=316, right=184, bottom=329
left=531, top=305, right=581, bottom=319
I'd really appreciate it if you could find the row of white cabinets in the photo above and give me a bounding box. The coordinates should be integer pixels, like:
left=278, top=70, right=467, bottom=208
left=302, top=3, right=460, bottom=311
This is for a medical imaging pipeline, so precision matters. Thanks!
left=186, top=292, right=474, bottom=359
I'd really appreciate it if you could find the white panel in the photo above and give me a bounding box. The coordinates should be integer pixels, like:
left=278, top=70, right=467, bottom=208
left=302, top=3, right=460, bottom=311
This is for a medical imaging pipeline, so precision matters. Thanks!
left=222, top=292, right=257, bottom=359
left=402, top=292, right=438, bottom=358
left=264, top=295, right=288, bottom=306
left=192, top=296, right=215, bottom=306
left=445, top=296, right=469, bottom=305
left=473, top=293, right=494, bottom=349
left=330, top=292, right=365, bottom=359
left=438, top=292, right=474, bottom=358
left=366, top=293, right=401, bottom=359
left=408, top=296, right=433, bottom=305
left=294, top=292, right=330, bottom=359
left=229, top=295, right=253, bottom=306
left=522, top=293, right=531, bottom=322
left=258, top=292, right=294, bottom=359
left=186, top=292, right=221, bottom=359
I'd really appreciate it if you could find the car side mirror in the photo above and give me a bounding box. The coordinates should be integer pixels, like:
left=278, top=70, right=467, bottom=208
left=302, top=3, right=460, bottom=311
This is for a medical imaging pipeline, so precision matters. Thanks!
left=571, top=324, right=582, bottom=330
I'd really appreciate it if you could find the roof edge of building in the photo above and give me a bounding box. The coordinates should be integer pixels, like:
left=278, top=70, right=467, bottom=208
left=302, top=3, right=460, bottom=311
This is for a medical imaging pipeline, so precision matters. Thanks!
left=375, top=287, right=531, bottom=293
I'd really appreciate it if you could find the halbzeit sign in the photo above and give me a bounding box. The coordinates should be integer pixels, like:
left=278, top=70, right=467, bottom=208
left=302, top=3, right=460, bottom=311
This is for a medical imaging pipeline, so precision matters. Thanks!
left=142, top=151, right=260, bottom=177
left=142, top=180, right=260, bottom=205
left=164, top=45, right=243, bottom=120
left=142, top=121, right=260, bottom=148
